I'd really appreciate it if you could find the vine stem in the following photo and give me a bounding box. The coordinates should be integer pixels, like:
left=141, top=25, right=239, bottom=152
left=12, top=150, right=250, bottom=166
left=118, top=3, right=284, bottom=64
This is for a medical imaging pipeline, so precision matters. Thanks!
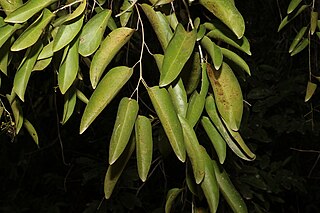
left=115, top=0, right=138, bottom=17
left=53, top=0, right=83, bottom=14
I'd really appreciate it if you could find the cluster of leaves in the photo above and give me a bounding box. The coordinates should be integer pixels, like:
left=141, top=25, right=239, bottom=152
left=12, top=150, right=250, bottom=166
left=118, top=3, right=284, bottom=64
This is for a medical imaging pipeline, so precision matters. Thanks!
left=0, top=0, right=295, bottom=212
left=278, top=0, right=320, bottom=102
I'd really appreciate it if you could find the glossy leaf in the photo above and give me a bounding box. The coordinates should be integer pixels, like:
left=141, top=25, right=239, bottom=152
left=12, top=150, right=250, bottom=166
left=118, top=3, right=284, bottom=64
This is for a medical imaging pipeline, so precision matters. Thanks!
left=76, top=89, right=89, bottom=104
left=224, top=122, right=256, bottom=160
left=109, top=98, right=139, bottom=165
left=179, top=115, right=205, bottom=184
left=305, top=81, right=317, bottom=102
left=32, top=57, right=52, bottom=71
left=290, top=38, right=308, bottom=56
left=0, top=23, right=21, bottom=49
left=80, top=66, right=133, bottom=134
left=201, top=36, right=223, bottom=70
left=0, top=38, right=12, bottom=75
left=38, top=42, right=53, bottom=60
left=205, top=95, right=254, bottom=161
left=168, top=79, right=188, bottom=117
left=53, top=15, right=84, bottom=52
left=64, top=0, right=86, bottom=23
left=221, top=48, right=251, bottom=75
left=135, top=115, right=153, bottom=182
left=23, top=119, right=39, bottom=146
left=0, top=0, right=22, bottom=15
left=13, top=41, right=43, bottom=101
left=310, top=11, right=318, bottom=35
left=205, top=22, right=251, bottom=55
left=90, top=27, right=134, bottom=88
left=147, top=86, right=186, bottom=162
left=160, top=24, right=197, bottom=86
left=61, top=85, right=77, bottom=125
left=212, top=160, right=248, bottom=213
left=199, top=0, right=245, bottom=38
left=201, top=116, right=226, bottom=164
left=58, top=36, right=80, bottom=94
left=287, top=0, right=302, bottom=14
left=278, top=5, right=308, bottom=31
left=141, top=3, right=173, bottom=51
left=79, top=9, right=112, bottom=56
left=165, top=188, right=183, bottom=213
left=4, top=0, right=58, bottom=23
left=289, top=27, right=307, bottom=53
left=11, top=9, right=55, bottom=51
left=104, top=135, right=135, bottom=199
left=199, top=147, right=219, bottom=213
left=183, top=53, right=201, bottom=95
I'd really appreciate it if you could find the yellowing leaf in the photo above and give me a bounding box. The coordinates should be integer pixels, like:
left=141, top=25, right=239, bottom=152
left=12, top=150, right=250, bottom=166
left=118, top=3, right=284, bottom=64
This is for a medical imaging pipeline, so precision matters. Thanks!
left=90, top=27, right=135, bottom=88
left=305, top=81, right=317, bottom=102
left=80, top=66, right=133, bottom=134
left=199, top=0, right=245, bottom=38
left=141, top=3, right=173, bottom=51
left=160, top=24, right=197, bottom=87
left=207, top=63, right=243, bottom=131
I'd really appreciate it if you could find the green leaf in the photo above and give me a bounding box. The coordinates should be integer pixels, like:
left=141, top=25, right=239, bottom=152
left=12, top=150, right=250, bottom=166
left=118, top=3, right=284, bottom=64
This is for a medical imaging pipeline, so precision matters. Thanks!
left=0, top=23, right=21, bottom=49
left=201, top=116, right=226, bottom=164
left=205, top=21, right=251, bottom=55
left=290, top=38, right=308, bottom=56
left=278, top=5, right=308, bottom=31
left=310, top=11, right=318, bottom=35
left=199, top=0, right=245, bottom=38
left=289, top=26, right=307, bottom=53
left=104, top=135, right=135, bottom=199
left=165, top=188, right=183, bottom=213
left=207, top=62, right=243, bottom=131
left=0, top=38, right=12, bottom=75
left=305, top=81, right=317, bottom=102
left=147, top=86, right=186, bottom=162
left=53, top=15, right=84, bottom=52
left=168, top=79, right=188, bottom=117
left=80, top=66, right=133, bottom=134
left=205, top=95, right=254, bottom=161
left=11, top=9, right=55, bottom=51
left=201, top=36, right=223, bottom=70
left=141, top=3, right=173, bottom=51
left=58, top=36, right=80, bottom=94
left=178, top=115, right=205, bottom=184
left=61, top=85, right=77, bottom=125
left=199, top=147, right=220, bottom=213
left=287, top=0, right=302, bottom=14
left=183, top=53, right=201, bottom=95
left=221, top=48, right=251, bottom=75
left=135, top=115, right=153, bottom=182
left=38, top=42, right=53, bottom=59
left=23, top=118, right=39, bottom=146
left=76, top=89, right=89, bottom=104
left=0, top=0, right=23, bottom=15
left=64, top=0, right=86, bottom=23
left=90, top=27, right=135, bottom=89
left=160, top=24, right=197, bottom=86
left=119, top=0, right=133, bottom=27
left=153, top=0, right=174, bottom=7
left=32, top=57, right=52, bottom=71
left=4, top=0, right=58, bottom=23
left=13, top=41, right=43, bottom=101
left=212, top=160, right=248, bottom=213
left=79, top=9, right=112, bottom=57
left=7, top=93, right=24, bottom=134
left=109, top=98, right=139, bottom=165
